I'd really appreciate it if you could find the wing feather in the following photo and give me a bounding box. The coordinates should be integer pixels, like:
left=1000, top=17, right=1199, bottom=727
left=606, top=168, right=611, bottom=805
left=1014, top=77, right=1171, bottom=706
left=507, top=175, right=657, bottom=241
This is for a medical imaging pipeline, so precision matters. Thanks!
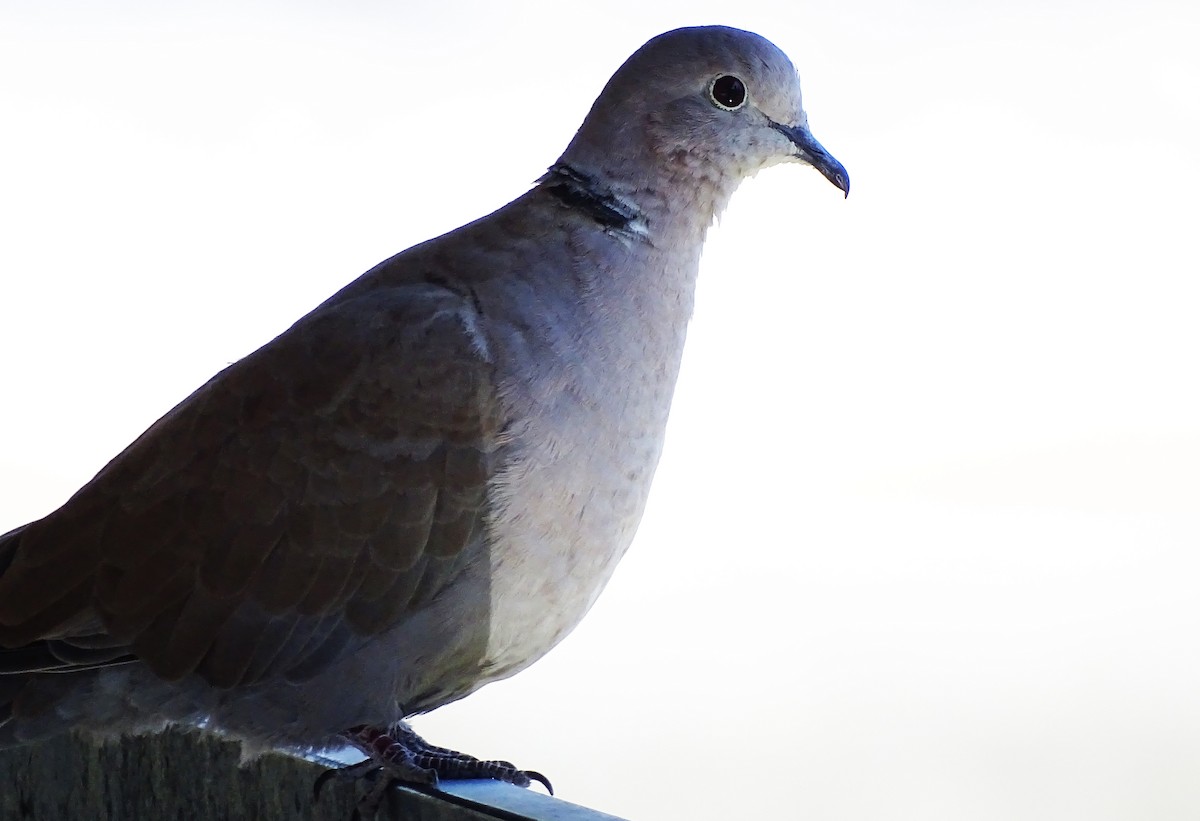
left=0, top=282, right=503, bottom=690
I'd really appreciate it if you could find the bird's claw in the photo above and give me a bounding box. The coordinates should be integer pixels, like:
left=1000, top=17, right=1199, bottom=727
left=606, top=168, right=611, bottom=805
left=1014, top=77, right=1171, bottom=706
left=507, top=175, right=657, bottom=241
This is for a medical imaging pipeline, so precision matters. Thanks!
left=313, top=721, right=552, bottom=817
left=521, top=769, right=555, bottom=795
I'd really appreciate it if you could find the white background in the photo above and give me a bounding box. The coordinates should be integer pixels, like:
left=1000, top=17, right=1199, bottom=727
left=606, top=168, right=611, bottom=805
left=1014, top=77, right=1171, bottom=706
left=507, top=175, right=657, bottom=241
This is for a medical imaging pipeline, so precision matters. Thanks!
left=1, top=2, right=1198, bottom=819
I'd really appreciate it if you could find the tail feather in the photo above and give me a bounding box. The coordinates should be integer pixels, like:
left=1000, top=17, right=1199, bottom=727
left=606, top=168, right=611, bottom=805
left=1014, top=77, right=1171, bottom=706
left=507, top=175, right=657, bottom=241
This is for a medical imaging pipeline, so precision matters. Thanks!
left=0, top=522, right=25, bottom=576
left=0, top=522, right=135, bottom=676
left=0, top=640, right=136, bottom=674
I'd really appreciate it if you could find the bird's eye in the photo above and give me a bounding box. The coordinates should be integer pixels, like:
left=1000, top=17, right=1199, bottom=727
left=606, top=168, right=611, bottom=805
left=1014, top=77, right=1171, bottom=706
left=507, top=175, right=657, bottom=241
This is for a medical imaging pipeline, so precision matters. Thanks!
left=709, top=75, right=747, bottom=110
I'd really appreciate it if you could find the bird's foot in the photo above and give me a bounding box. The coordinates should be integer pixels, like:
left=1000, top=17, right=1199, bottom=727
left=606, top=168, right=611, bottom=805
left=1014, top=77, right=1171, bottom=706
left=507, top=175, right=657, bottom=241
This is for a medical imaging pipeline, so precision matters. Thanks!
left=314, top=721, right=552, bottom=818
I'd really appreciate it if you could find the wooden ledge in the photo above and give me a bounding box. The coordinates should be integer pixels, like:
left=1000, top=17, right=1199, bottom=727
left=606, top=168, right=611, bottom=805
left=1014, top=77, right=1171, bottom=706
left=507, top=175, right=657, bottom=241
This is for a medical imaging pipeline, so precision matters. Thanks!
left=0, top=726, right=627, bottom=820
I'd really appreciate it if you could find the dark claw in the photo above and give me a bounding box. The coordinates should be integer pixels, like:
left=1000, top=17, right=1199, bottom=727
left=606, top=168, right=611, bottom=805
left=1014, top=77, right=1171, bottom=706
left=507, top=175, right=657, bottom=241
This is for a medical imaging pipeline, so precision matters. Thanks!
left=323, top=722, right=553, bottom=811
left=314, top=758, right=383, bottom=801
left=313, top=767, right=338, bottom=801
left=522, top=770, right=554, bottom=795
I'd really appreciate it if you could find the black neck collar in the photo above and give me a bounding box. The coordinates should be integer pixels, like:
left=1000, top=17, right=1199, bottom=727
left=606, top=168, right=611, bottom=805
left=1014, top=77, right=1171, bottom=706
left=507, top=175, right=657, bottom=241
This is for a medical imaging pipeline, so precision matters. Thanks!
left=542, top=163, right=642, bottom=234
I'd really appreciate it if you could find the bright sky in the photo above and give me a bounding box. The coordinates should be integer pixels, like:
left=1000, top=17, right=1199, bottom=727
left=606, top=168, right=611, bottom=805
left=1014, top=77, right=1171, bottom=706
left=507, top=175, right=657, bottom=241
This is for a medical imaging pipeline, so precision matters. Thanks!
left=2, top=2, right=1199, bottom=819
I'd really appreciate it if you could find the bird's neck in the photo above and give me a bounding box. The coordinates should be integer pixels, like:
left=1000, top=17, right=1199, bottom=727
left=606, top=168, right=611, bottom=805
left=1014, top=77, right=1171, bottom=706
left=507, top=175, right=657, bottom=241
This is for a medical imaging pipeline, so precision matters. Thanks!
left=543, top=157, right=743, bottom=250
left=541, top=164, right=648, bottom=240
left=517, top=157, right=750, bottom=441
left=532, top=156, right=749, bottom=369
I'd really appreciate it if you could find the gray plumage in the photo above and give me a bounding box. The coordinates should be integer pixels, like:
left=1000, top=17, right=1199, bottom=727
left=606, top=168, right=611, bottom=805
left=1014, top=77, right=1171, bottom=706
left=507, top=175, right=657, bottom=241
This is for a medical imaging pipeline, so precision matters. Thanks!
left=0, top=26, right=847, bottom=753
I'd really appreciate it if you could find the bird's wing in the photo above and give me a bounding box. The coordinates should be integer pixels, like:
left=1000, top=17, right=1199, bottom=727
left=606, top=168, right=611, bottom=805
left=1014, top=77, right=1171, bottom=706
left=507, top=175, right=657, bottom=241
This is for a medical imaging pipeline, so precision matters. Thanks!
left=0, top=281, right=503, bottom=687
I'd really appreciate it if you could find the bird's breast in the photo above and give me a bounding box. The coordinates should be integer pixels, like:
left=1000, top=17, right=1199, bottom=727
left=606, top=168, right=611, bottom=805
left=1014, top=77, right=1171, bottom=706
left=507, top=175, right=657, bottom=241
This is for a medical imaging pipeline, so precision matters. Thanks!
left=475, top=275, right=692, bottom=682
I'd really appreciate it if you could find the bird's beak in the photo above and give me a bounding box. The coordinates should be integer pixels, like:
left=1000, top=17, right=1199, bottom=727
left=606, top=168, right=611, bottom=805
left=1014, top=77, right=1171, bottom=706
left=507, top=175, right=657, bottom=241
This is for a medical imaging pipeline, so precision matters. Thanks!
left=770, top=121, right=850, bottom=198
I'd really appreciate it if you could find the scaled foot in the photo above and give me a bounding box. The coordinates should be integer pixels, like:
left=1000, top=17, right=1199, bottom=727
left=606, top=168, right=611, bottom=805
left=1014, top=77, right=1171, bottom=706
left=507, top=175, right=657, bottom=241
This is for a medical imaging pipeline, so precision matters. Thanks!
left=315, top=721, right=552, bottom=818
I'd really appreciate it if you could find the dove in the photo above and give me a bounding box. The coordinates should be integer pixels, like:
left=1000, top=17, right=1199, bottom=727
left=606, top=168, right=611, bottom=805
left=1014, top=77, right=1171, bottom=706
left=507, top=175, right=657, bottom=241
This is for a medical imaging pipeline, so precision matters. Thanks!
left=0, top=24, right=848, bottom=799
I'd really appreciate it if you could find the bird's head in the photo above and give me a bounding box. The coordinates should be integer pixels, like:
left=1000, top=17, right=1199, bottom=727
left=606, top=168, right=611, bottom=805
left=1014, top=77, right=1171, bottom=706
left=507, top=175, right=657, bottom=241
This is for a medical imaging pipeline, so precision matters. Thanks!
left=560, top=26, right=849, bottom=203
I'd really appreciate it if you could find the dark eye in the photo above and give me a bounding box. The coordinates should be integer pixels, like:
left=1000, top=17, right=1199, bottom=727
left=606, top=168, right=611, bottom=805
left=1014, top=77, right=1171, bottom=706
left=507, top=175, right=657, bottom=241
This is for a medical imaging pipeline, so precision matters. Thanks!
left=709, top=75, right=747, bottom=110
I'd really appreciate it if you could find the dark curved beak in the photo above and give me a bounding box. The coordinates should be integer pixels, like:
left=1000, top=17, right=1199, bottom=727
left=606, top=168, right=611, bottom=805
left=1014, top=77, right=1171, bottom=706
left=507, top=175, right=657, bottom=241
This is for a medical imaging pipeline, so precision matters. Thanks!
left=770, top=121, right=850, bottom=198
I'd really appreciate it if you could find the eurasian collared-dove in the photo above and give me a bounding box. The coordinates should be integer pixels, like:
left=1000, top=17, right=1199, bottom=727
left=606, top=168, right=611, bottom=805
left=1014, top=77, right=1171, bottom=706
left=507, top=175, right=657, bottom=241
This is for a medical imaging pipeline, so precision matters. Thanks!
left=0, top=24, right=847, bottom=794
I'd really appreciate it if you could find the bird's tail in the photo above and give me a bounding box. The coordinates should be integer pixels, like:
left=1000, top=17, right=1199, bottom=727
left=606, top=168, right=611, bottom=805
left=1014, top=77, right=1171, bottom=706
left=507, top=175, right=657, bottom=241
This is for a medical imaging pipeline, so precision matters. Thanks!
left=0, top=523, right=137, bottom=747
left=0, top=521, right=24, bottom=577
